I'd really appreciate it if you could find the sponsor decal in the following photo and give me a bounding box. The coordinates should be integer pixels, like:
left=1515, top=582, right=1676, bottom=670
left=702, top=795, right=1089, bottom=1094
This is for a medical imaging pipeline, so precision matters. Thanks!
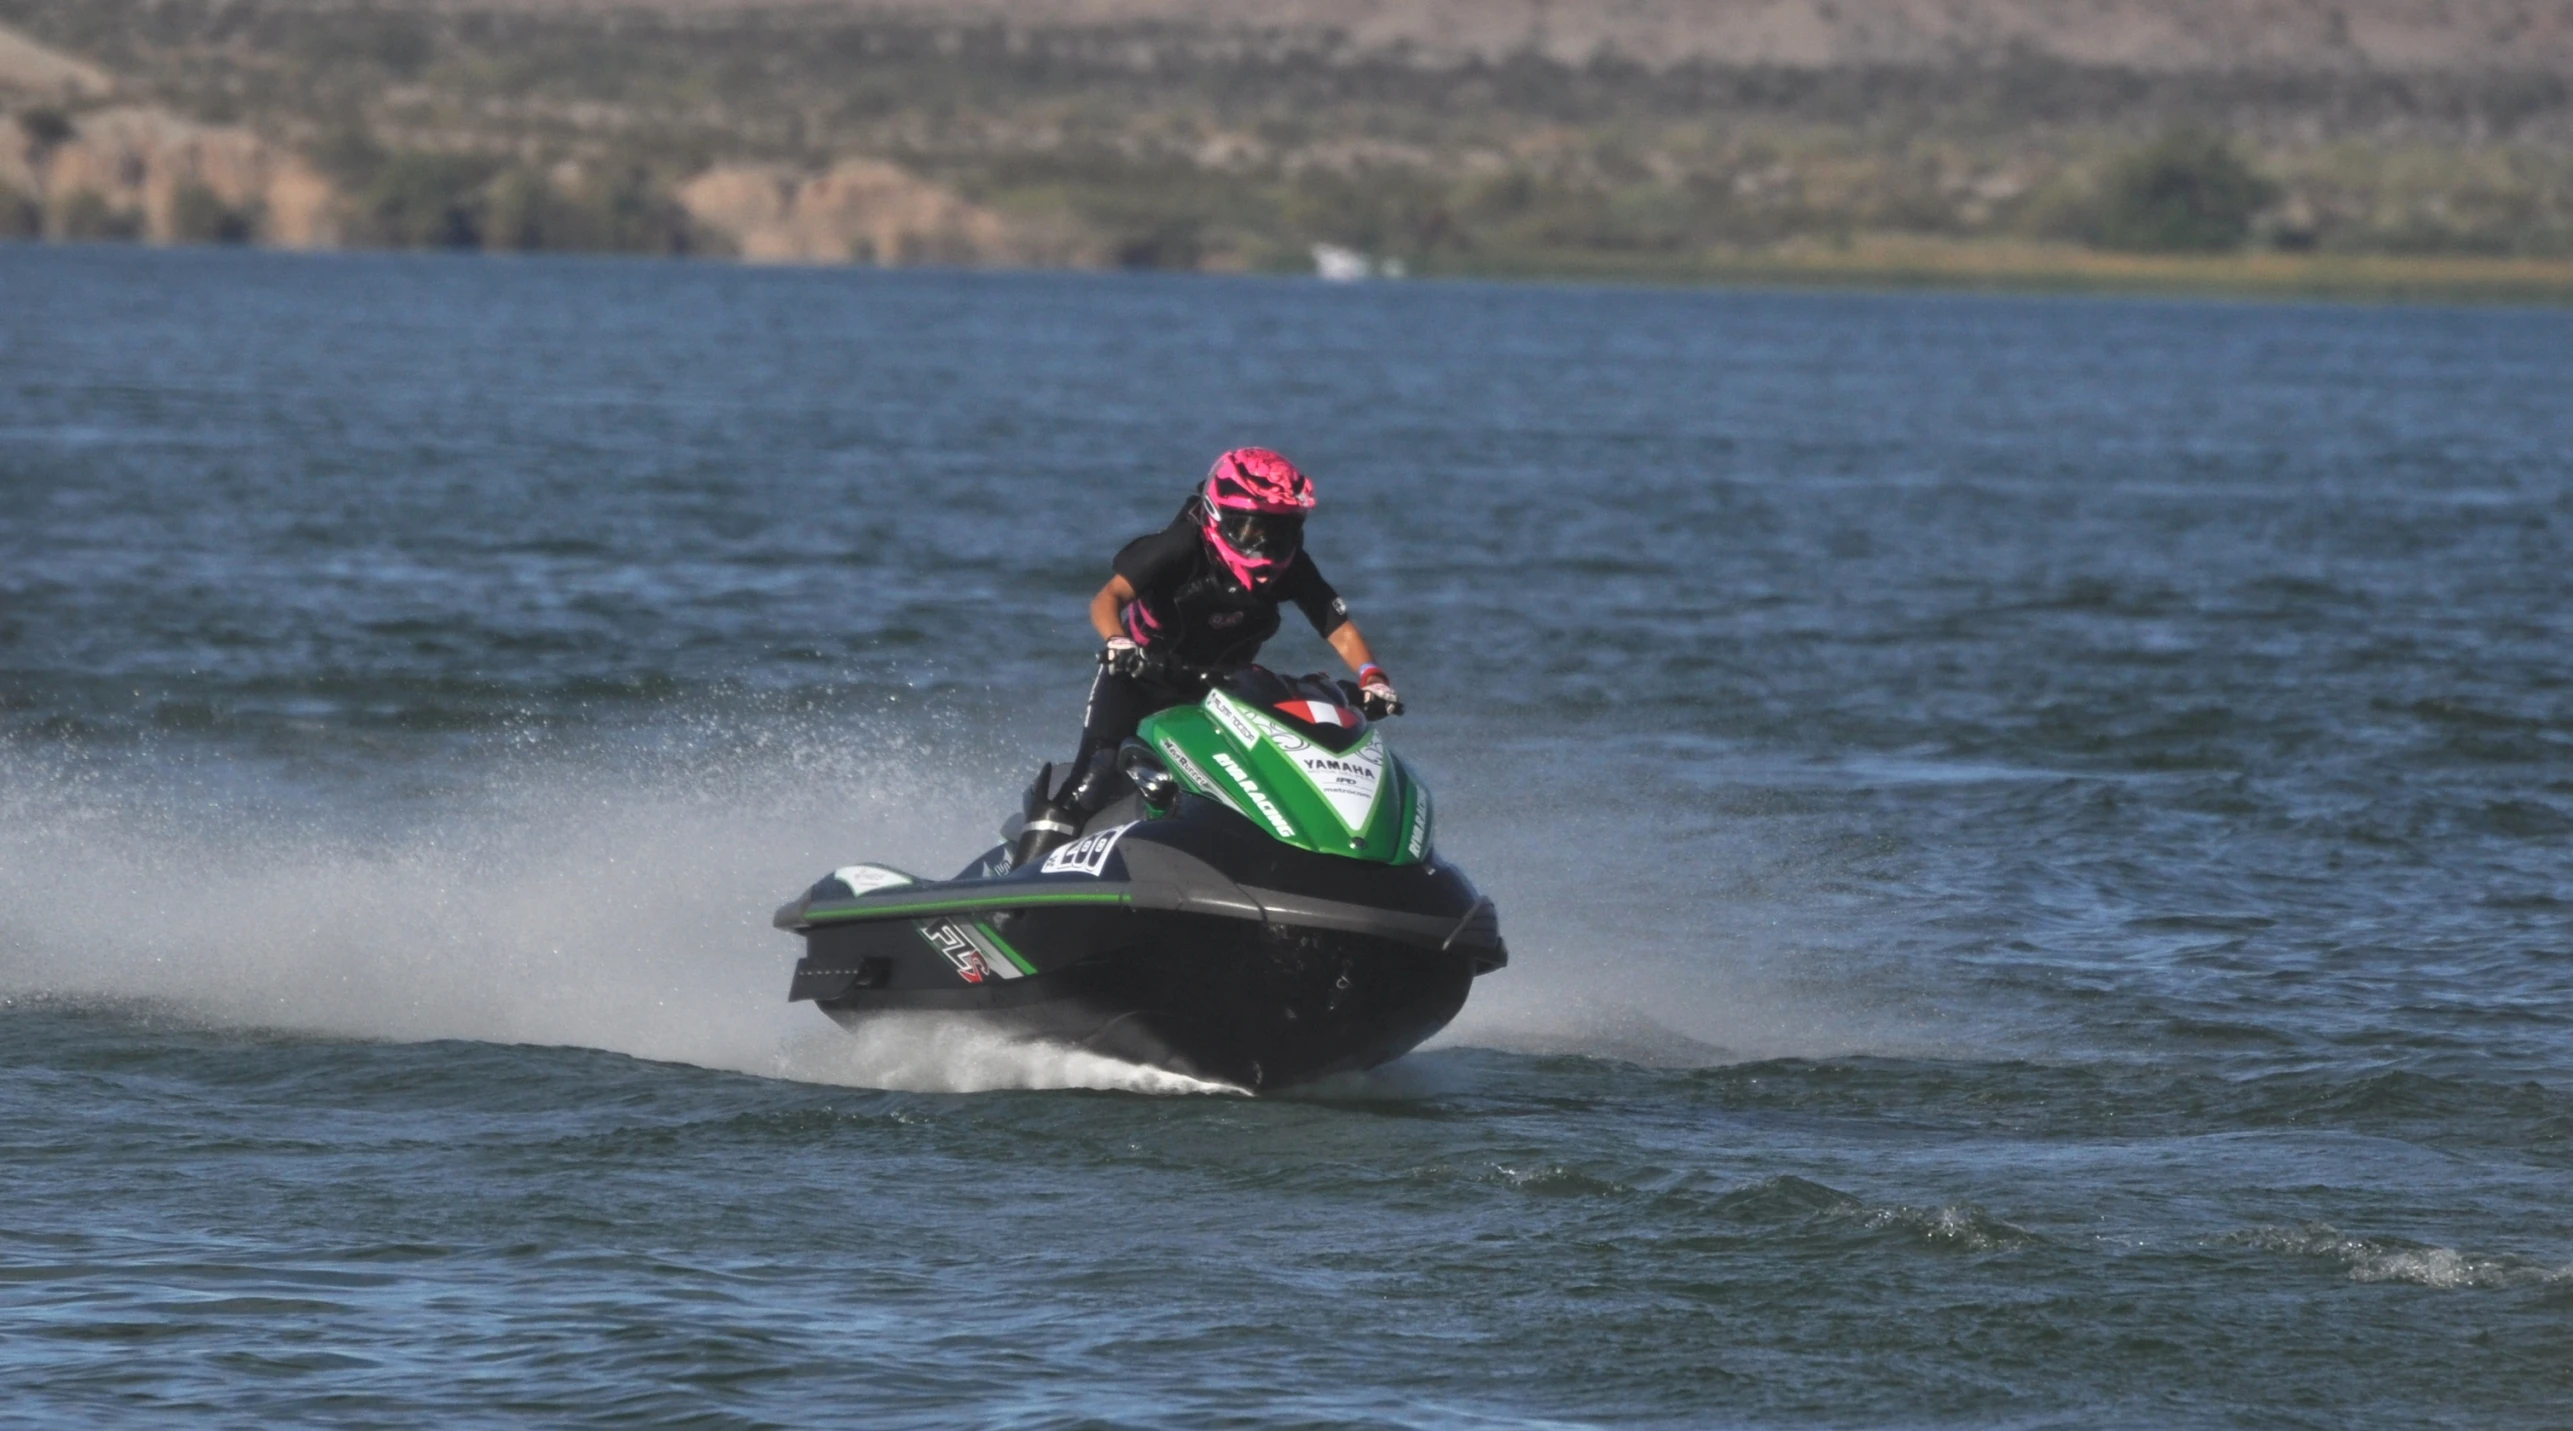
left=1211, top=750, right=1298, bottom=839
left=918, top=922, right=988, bottom=983
left=1406, top=779, right=1430, bottom=860
left=1041, top=821, right=1137, bottom=878
left=1158, top=738, right=1245, bottom=817
left=1206, top=691, right=1265, bottom=750
left=1212, top=688, right=1326, bottom=753
left=917, top=920, right=1033, bottom=983
left=831, top=864, right=915, bottom=896
left=1284, top=732, right=1385, bottom=832
left=969, top=921, right=1036, bottom=977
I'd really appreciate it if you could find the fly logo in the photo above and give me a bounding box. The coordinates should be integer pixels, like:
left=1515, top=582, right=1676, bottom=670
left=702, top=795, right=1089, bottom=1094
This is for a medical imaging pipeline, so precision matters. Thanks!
left=1041, top=821, right=1136, bottom=878
left=1211, top=751, right=1297, bottom=839
left=917, top=921, right=1031, bottom=983
left=918, top=922, right=989, bottom=984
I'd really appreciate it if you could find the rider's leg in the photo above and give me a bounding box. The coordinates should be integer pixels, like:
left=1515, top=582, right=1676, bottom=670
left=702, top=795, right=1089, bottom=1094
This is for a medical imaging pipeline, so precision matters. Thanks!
left=1015, top=665, right=1157, bottom=866
left=1066, top=663, right=1152, bottom=794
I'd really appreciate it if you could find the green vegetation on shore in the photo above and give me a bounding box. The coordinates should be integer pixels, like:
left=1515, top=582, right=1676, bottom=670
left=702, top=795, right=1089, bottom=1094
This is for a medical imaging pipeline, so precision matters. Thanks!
left=1421, top=238, right=2573, bottom=306
left=317, top=137, right=697, bottom=255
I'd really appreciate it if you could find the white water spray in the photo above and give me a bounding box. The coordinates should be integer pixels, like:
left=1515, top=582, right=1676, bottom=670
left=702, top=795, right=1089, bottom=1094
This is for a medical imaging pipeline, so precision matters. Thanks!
left=0, top=723, right=1232, bottom=1095
left=1416, top=742, right=1943, bottom=1066
left=0, top=714, right=1920, bottom=1092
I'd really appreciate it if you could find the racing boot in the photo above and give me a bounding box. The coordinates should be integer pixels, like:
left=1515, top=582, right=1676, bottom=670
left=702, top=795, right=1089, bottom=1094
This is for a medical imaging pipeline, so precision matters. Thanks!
left=1010, top=762, right=1082, bottom=869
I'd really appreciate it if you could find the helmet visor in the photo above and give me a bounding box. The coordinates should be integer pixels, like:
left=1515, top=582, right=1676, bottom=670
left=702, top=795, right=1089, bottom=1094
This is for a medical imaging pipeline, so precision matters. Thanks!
left=1216, top=509, right=1304, bottom=561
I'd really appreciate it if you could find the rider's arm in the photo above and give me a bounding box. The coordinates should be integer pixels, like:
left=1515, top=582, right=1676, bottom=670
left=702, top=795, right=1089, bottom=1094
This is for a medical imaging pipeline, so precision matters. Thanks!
left=1326, top=620, right=1377, bottom=674
left=1090, top=575, right=1136, bottom=641
left=1286, top=555, right=1386, bottom=687
left=1332, top=619, right=1401, bottom=712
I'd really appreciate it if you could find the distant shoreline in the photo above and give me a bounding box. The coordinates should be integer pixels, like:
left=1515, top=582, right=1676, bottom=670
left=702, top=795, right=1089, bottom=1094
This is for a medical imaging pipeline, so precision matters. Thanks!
left=1413, top=239, right=2573, bottom=307
left=14, top=234, right=2573, bottom=309
left=13, top=6, right=2573, bottom=312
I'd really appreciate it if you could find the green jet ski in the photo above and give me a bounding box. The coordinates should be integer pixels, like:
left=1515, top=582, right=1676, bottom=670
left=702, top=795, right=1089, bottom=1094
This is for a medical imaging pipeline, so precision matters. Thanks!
left=773, top=666, right=1507, bottom=1091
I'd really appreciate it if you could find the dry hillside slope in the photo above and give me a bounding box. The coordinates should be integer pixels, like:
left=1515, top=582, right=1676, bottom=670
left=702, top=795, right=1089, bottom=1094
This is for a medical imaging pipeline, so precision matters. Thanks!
left=5, top=1, right=2571, bottom=286
left=330, top=0, right=2573, bottom=73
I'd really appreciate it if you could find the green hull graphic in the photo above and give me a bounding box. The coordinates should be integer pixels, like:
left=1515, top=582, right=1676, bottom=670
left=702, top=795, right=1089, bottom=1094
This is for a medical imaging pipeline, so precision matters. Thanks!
left=1139, top=687, right=1426, bottom=865
left=802, top=889, right=1132, bottom=922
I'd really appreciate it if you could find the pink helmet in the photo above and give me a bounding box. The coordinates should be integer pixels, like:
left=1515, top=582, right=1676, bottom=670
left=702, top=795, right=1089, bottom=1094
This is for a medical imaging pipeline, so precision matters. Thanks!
left=1199, top=447, right=1315, bottom=589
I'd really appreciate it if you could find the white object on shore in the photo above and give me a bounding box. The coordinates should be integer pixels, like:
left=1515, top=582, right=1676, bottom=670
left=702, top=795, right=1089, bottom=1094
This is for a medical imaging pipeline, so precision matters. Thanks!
left=1311, top=245, right=1407, bottom=280
left=1312, top=243, right=1373, bottom=281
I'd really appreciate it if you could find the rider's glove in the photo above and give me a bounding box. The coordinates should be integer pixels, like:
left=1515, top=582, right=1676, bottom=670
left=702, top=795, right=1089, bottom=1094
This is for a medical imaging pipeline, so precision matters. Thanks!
left=1101, top=637, right=1149, bottom=678
left=1357, top=664, right=1403, bottom=718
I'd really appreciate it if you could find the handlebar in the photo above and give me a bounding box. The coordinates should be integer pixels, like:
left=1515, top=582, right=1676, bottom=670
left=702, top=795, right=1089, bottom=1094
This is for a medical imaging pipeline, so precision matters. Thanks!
left=1105, top=650, right=1403, bottom=719
left=1336, top=678, right=1403, bottom=720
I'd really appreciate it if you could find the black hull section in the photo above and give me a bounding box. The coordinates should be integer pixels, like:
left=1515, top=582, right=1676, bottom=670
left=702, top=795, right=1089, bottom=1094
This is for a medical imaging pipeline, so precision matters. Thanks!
left=776, top=796, right=1504, bottom=1092
left=816, top=917, right=1475, bottom=1091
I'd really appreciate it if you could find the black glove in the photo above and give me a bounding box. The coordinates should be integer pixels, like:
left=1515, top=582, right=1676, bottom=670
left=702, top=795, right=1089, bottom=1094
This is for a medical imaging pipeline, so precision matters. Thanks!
left=1101, top=637, right=1150, bottom=679
left=1357, top=665, right=1403, bottom=718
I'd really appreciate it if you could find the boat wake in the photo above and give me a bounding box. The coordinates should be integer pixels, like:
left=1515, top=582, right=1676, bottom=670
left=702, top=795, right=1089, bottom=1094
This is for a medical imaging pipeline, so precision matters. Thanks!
left=0, top=727, right=1029, bottom=1090
left=0, top=714, right=1919, bottom=1092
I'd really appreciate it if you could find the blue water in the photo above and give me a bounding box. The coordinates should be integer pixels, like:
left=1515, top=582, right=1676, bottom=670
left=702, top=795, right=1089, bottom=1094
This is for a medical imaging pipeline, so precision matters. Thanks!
left=4, top=246, right=2570, bottom=1427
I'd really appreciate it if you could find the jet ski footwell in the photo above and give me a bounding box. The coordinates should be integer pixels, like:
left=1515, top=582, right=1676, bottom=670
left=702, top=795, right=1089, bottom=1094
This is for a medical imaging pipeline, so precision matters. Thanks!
left=774, top=800, right=1505, bottom=1091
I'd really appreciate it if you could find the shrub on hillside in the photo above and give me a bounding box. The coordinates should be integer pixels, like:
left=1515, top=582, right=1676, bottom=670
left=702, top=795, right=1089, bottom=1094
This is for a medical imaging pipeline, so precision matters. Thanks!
left=16, top=108, right=74, bottom=154
left=486, top=167, right=696, bottom=255
left=2094, top=131, right=2278, bottom=252
left=986, top=153, right=1264, bottom=269
left=354, top=153, right=494, bottom=248
left=169, top=182, right=260, bottom=244
left=53, top=191, right=141, bottom=242
left=0, top=183, right=40, bottom=239
left=1283, top=166, right=1456, bottom=258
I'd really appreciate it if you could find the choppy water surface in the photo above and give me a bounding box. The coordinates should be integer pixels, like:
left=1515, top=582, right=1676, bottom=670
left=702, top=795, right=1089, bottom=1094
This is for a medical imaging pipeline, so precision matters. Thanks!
left=3, top=247, right=2569, bottom=1427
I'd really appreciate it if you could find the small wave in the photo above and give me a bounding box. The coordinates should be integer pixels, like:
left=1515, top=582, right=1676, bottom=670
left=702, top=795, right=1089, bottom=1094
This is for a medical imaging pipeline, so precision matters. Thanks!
left=1851, top=1200, right=2040, bottom=1253
left=1710, top=1175, right=2040, bottom=1252
left=2226, top=1223, right=2573, bottom=1290
left=1384, top=1159, right=1634, bottom=1199
left=1488, top=1163, right=1629, bottom=1198
left=1432, top=1167, right=2042, bottom=1252
left=1706, top=1172, right=1861, bottom=1218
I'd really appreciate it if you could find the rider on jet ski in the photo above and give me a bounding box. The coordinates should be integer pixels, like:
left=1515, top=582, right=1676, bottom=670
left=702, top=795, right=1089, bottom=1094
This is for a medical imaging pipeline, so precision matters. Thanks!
left=1020, top=447, right=1400, bottom=861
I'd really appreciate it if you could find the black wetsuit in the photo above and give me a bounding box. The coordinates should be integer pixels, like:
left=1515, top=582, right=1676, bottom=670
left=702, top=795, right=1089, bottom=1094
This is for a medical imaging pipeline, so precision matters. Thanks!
left=1068, top=507, right=1349, bottom=786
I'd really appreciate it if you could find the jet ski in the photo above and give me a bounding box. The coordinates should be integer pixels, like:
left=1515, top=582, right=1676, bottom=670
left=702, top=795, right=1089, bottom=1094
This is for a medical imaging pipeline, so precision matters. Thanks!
left=773, top=666, right=1506, bottom=1091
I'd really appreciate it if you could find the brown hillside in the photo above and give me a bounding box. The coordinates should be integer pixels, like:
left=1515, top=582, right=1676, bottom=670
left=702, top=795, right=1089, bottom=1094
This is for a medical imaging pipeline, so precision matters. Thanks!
left=324, top=0, right=2573, bottom=74
left=5, top=0, right=2570, bottom=282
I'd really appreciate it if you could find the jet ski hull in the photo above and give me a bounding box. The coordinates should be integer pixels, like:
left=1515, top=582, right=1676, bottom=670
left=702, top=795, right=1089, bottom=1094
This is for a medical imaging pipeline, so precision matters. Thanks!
left=808, top=915, right=1476, bottom=1090
left=776, top=797, right=1504, bottom=1091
